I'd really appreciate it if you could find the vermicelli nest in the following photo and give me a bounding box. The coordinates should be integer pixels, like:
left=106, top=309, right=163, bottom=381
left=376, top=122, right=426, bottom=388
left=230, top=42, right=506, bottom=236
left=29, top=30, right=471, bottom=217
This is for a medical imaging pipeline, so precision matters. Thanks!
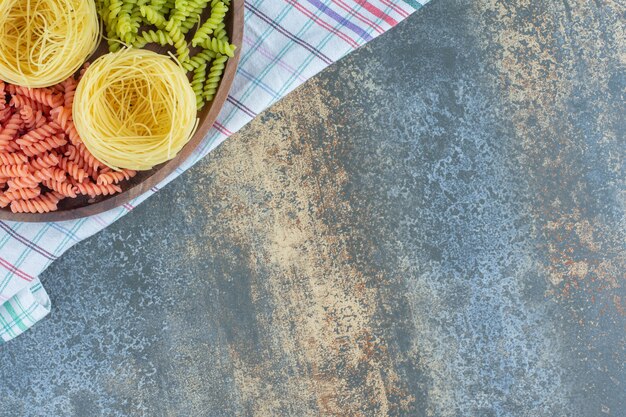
left=0, top=0, right=100, bottom=88
left=73, top=48, right=199, bottom=171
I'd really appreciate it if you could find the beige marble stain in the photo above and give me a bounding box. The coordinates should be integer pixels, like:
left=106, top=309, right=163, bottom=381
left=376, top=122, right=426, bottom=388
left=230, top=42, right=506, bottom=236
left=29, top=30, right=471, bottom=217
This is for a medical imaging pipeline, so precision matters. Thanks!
left=189, top=81, right=416, bottom=415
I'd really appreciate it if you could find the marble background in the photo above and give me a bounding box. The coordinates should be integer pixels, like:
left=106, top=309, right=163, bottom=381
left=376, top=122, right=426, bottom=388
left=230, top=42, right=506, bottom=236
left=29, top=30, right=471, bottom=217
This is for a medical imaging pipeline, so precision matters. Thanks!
left=1, top=0, right=624, bottom=416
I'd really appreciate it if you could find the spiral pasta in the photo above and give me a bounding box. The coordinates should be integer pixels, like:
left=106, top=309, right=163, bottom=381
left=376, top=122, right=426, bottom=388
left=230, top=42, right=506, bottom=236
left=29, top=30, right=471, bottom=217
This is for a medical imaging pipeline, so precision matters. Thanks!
left=7, top=176, right=40, bottom=190
left=21, top=135, right=68, bottom=158
left=213, top=22, right=228, bottom=40
left=31, top=168, right=54, bottom=183
left=63, top=78, right=78, bottom=109
left=122, top=0, right=150, bottom=44
left=166, top=0, right=194, bottom=29
left=20, top=107, right=44, bottom=130
left=50, top=107, right=83, bottom=146
left=168, top=24, right=192, bottom=63
left=97, top=169, right=137, bottom=185
left=0, top=189, right=37, bottom=208
left=43, top=180, right=77, bottom=198
left=199, top=37, right=236, bottom=57
left=134, top=30, right=174, bottom=48
left=108, top=0, right=124, bottom=20
left=161, top=0, right=176, bottom=15
left=0, top=113, right=23, bottom=151
left=12, top=87, right=64, bottom=109
left=115, top=2, right=133, bottom=43
left=10, top=96, right=51, bottom=113
left=17, top=123, right=61, bottom=145
left=140, top=5, right=168, bottom=27
left=30, top=153, right=61, bottom=171
left=58, top=157, right=88, bottom=183
left=0, top=108, right=12, bottom=126
left=0, top=0, right=100, bottom=88
left=182, top=50, right=217, bottom=72
left=47, top=168, right=69, bottom=183
left=192, top=64, right=208, bottom=109
left=0, top=165, right=29, bottom=178
left=76, top=182, right=123, bottom=199
left=10, top=193, right=63, bottom=214
left=4, top=187, right=41, bottom=201
left=181, top=0, right=210, bottom=35
left=204, top=54, right=228, bottom=102
left=0, top=152, right=28, bottom=166
left=192, top=1, right=228, bottom=47
left=0, top=187, right=42, bottom=207
left=66, top=144, right=102, bottom=172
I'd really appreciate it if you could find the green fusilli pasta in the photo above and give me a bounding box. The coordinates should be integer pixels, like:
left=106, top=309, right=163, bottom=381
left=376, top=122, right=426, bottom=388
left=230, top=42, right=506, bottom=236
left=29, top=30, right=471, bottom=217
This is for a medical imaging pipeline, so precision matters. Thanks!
left=148, top=0, right=167, bottom=12
left=161, top=0, right=176, bottom=15
left=140, top=5, right=167, bottom=27
left=191, top=1, right=227, bottom=47
left=133, top=30, right=174, bottom=48
left=98, top=0, right=235, bottom=108
left=213, top=22, right=227, bottom=40
left=203, top=53, right=227, bottom=102
left=167, top=0, right=193, bottom=28
left=108, top=0, right=123, bottom=21
left=96, top=0, right=124, bottom=51
left=183, top=49, right=217, bottom=72
left=180, top=0, right=210, bottom=34
left=172, top=26, right=191, bottom=62
left=199, top=37, right=236, bottom=57
left=115, top=0, right=137, bottom=44
left=130, top=0, right=149, bottom=30
left=192, top=63, right=208, bottom=109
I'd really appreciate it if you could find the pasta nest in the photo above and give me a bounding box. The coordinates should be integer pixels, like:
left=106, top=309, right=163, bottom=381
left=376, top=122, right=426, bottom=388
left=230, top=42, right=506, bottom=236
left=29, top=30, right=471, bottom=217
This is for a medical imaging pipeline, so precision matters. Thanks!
left=0, top=0, right=100, bottom=88
left=73, top=48, right=199, bottom=171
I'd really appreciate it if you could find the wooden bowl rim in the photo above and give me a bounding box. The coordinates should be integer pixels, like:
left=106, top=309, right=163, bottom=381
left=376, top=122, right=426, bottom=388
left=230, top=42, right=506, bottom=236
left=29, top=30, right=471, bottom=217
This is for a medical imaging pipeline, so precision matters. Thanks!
left=0, top=0, right=244, bottom=223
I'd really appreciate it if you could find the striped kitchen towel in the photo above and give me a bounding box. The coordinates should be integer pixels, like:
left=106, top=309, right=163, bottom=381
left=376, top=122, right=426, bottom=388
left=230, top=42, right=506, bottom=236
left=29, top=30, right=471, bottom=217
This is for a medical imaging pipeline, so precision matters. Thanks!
left=0, top=0, right=428, bottom=343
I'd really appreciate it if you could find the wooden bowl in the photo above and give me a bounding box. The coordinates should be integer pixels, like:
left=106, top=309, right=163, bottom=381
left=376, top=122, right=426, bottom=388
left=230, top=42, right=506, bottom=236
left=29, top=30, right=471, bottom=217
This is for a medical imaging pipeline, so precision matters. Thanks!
left=0, top=0, right=244, bottom=223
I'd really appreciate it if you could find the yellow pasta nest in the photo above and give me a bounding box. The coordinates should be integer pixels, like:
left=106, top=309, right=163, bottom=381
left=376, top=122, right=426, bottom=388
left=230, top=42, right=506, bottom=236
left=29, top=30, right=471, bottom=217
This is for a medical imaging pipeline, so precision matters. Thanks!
left=73, top=48, right=199, bottom=171
left=0, top=0, right=100, bottom=88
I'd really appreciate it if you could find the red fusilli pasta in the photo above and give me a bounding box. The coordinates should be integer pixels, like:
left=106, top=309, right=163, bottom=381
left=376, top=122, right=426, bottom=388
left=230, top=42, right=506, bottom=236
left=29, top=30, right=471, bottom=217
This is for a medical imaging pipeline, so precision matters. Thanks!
left=0, top=78, right=130, bottom=214
left=0, top=107, right=12, bottom=125
left=58, top=157, right=88, bottom=183
left=18, top=122, right=61, bottom=144
left=10, top=192, right=63, bottom=213
left=63, top=78, right=78, bottom=109
left=46, top=167, right=68, bottom=183
left=43, top=179, right=77, bottom=198
left=30, top=152, right=60, bottom=171
left=50, top=107, right=82, bottom=146
left=76, top=182, right=122, bottom=199
left=10, top=95, right=51, bottom=113
left=7, top=175, right=40, bottom=190
left=0, top=164, right=29, bottom=178
left=0, top=187, right=41, bottom=207
left=14, top=86, right=64, bottom=108
left=21, top=135, right=68, bottom=157
left=97, top=169, right=137, bottom=185
left=0, top=152, right=28, bottom=166
left=66, top=143, right=101, bottom=171
left=0, top=113, right=23, bottom=150
left=20, top=106, right=47, bottom=130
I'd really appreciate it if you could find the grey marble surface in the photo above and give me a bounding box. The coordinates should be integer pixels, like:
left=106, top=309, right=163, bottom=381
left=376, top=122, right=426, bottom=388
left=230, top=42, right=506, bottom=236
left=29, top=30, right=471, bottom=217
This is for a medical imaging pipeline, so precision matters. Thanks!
left=1, top=1, right=625, bottom=416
